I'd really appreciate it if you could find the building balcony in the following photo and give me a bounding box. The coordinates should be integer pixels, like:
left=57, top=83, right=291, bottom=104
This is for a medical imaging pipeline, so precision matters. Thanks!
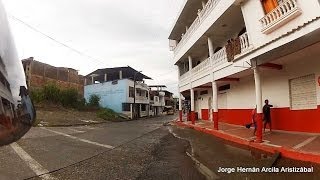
left=260, top=0, right=302, bottom=34
left=172, top=0, right=221, bottom=56
left=179, top=32, right=252, bottom=87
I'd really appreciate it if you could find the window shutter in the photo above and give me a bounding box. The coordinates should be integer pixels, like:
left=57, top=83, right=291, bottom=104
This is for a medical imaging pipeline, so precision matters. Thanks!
left=262, top=0, right=279, bottom=13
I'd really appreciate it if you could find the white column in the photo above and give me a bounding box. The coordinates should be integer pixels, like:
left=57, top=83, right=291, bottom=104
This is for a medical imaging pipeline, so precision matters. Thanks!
left=104, top=74, right=107, bottom=82
left=208, top=36, right=214, bottom=57
left=178, top=65, right=181, bottom=79
left=212, top=81, right=218, bottom=113
left=84, top=78, right=87, bottom=85
left=254, top=67, right=262, bottom=113
left=179, top=93, right=182, bottom=111
left=119, top=70, right=122, bottom=79
left=190, top=88, right=195, bottom=111
left=130, top=104, right=133, bottom=119
left=91, top=76, right=94, bottom=84
left=188, top=55, right=193, bottom=71
left=202, top=1, right=206, bottom=8
left=185, top=26, right=188, bottom=32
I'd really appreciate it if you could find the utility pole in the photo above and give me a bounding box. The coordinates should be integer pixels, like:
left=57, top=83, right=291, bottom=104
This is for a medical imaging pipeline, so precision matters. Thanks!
left=133, top=71, right=142, bottom=119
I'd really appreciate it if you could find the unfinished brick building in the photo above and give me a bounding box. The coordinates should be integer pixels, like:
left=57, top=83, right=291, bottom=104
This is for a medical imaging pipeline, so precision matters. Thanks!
left=22, top=57, right=84, bottom=95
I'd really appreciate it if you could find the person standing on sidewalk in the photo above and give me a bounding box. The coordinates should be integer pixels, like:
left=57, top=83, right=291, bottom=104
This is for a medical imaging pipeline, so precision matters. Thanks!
left=263, top=99, right=273, bottom=133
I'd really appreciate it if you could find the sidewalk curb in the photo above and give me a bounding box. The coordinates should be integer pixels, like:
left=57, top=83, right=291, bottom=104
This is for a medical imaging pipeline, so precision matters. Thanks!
left=175, top=121, right=320, bottom=165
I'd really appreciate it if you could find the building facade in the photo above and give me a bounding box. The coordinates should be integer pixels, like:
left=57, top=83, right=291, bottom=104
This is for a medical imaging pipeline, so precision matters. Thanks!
left=22, top=57, right=84, bottom=95
left=84, top=67, right=151, bottom=119
left=148, top=85, right=175, bottom=116
left=169, top=0, right=320, bottom=139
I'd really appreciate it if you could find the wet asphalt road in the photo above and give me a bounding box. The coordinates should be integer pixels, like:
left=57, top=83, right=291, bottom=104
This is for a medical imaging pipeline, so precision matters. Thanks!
left=0, top=115, right=319, bottom=180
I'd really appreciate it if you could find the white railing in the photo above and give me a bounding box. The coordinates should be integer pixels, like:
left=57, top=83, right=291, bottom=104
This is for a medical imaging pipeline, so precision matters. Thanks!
left=191, top=57, right=211, bottom=75
left=136, top=96, right=148, bottom=102
left=179, top=71, right=190, bottom=85
left=173, top=0, right=220, bottom=55
left=211, top=47, right=227, bottom=68
left=260, top=0, right=300, bottom=33
left=239, top=32, right=250, bottom=53
left=179, top=47, right=227, bottom=83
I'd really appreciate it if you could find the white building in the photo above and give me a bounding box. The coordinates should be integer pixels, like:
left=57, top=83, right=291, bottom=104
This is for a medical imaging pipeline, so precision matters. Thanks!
left=169, top=0, right=320, bottom=140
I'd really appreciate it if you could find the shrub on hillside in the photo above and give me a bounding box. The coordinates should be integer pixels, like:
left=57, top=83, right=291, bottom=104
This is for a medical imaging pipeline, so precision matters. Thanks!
left=97, top=108, right=119, bottom=120
left=30, top=84, right=85, bottom=109
left=42, top=84, right=61, bottom=103
left=60, top=88, right=79, bottom=108
left=88, top=94, right=100, bottom=107
left=30, top=88, right=44, bottom=103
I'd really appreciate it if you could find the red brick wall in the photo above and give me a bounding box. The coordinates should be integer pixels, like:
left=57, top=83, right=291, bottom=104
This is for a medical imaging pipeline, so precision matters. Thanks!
left=24, top=60, right=84, bottom=95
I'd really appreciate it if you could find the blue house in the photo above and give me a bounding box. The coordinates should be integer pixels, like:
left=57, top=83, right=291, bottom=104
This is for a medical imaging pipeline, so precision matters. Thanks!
left=84, top=67, right=152, bottom=119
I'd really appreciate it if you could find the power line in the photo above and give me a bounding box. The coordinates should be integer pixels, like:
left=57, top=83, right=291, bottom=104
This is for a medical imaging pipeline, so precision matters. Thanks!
left=8, top=14, right=108, bottom=67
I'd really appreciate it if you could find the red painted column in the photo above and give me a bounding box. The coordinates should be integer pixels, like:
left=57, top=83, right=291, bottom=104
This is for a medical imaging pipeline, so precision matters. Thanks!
left=213, top=111, right=219, bottom=130
left=191, top=111, right=195, bottom=124
left=254, top=67, right=263, bottom=143
left=256, top=113, right=263, bottom=143
left=179, top=110, right=183, bottom=122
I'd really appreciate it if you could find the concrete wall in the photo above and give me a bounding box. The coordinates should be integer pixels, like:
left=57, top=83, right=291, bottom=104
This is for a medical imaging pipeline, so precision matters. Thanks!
left=84, top=79, right=128, bottom=113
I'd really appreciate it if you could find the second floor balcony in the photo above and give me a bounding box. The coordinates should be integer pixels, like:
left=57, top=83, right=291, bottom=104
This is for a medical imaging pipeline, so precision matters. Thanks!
left=260, top=0, right=302, bottom=34
left=179, top=32, right=252, bottom=86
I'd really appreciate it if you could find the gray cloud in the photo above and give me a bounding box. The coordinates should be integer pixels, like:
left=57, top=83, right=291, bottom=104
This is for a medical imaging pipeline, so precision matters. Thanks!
left=2, top=0, right=184, bottom=95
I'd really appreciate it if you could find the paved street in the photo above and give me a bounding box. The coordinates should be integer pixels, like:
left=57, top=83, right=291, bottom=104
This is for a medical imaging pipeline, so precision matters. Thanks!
left=1, top=115, right=320, bottom=180
left=0, top=115, right=205, bottom=180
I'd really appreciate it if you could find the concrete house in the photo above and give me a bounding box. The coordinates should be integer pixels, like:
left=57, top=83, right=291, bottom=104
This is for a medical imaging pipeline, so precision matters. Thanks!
left=149, top=85, right=175, bottom=116
left=84, top=66, right=152, bottom=119
left=169, top=0, right=320, bottom=141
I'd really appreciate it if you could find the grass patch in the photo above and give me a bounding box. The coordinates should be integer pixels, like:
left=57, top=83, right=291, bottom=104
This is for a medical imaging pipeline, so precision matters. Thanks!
left=97, top=108, right=124, bottom=121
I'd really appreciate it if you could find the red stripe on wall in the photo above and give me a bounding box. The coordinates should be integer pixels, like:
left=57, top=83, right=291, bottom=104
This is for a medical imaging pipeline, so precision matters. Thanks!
left=201, top=109, right=209, bottom=120
left=218, top=109, right=252, bottom=125
left=217, top=106, right=320, bottom=133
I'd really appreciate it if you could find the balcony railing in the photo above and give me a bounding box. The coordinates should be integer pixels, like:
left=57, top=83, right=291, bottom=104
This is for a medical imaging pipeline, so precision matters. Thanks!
left=260, top=0, right=301, bottom=34
left=135, top=96, right=148, bottom=101
left=212, top=47, right=228, bottom=67
left=178, top=33, right=253, bottom=84
left=173, top=0, right=220, bottom=55
left=239, top=32, right=250, bottom=53
left=179, top=71, right=190, bottom=85
left=189, top=47, right=228, bottom=77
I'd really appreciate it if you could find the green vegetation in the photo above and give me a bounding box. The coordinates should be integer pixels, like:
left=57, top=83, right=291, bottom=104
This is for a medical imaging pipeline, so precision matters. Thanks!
left=88, top=94, right=100, bottom=107
left=30, top=84, right=124, bottom=123
left=30, top=84, right=83, bottom=109
left=97, top=108, right=120, bottom=120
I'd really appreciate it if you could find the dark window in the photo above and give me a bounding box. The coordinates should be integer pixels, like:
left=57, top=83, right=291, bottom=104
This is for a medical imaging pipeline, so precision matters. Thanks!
left=129, top=87, right=134, bottom=97
left=218, top=84, right=230, bottom=91
left=122, top=103, right=131, bottom=111
left=200, top=90, right=208, bottom=95
left=136, top=89, right=142, bottom=96
left=112, top=80, right=118, bottom=85
left=146, top=91, right=149, bottom=98
left=214, top=47, right=222, bottom=53
left=141, top=104, right=146, bottom=111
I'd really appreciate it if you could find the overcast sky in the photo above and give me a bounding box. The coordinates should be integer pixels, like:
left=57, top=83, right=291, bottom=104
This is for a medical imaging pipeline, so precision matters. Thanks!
left=2, top=0, right=185, bottom=96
